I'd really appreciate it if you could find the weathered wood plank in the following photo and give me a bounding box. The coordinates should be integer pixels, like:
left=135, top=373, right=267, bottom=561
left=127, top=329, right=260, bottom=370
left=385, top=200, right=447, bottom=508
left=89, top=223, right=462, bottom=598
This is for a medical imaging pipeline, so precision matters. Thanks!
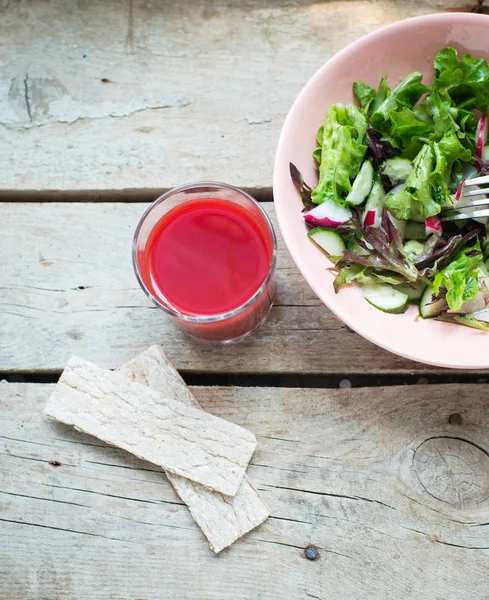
left=0, top=201, right=453, bottom=375
left=2, top=381, right=489, bottom=599
left=0, top=0, right=473, bottom=195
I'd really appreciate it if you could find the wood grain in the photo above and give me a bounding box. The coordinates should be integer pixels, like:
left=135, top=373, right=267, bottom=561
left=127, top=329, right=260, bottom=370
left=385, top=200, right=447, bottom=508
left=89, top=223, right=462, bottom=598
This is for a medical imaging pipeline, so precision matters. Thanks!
left=3, top=381, right=489, bottom=599
left=0, top=0, right=474, bottom=196
left=0, top=201, right=454, bottom=375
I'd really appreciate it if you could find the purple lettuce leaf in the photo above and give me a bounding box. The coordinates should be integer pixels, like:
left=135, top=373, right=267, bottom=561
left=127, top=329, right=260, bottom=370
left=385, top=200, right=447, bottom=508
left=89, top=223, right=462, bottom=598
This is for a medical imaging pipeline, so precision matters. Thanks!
left=289, top=162, right=315, bottom=212
left=335, top=209, right=419, bottom=281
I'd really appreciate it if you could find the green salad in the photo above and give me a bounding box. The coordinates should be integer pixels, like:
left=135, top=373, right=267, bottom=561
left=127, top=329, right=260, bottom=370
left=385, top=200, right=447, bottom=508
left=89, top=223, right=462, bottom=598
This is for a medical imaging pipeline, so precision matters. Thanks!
left=291, top=47, right=489, bottom=328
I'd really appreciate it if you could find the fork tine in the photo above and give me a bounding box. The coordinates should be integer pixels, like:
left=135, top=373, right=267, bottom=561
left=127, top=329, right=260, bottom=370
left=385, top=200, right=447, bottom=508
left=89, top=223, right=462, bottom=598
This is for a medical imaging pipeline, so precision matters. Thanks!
left=461, top=175, right=489, bottom=186
left=462, top=188, right=489, bottom=198
left=457, top=198, right=489, bottom=208
left=441, top=208, right=489, bottom=221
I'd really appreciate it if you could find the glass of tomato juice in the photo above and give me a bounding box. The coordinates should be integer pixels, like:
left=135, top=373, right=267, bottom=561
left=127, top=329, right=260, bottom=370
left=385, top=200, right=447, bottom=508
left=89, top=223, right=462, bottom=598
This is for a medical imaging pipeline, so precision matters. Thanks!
left=133, top=182, right=277, bottom=343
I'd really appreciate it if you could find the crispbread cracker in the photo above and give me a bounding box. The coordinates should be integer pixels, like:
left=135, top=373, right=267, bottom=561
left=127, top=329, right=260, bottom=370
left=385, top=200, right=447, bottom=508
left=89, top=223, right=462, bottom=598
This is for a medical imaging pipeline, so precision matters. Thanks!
left=119, top=346, right=270, bottom=553
left=45, top=356, right=255, bottom=496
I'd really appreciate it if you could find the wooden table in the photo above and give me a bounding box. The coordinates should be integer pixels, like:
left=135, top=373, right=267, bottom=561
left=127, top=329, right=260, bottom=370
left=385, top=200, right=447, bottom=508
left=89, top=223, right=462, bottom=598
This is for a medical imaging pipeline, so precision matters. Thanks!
left=2, top=1, right=489, bottom=598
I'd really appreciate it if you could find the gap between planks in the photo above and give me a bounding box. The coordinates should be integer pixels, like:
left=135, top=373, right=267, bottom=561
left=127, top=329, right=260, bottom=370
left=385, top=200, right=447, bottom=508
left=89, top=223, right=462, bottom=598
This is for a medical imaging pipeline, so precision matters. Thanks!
left=0, top=188, right=274, bottom=203
left=2, top=371, right=489, bottom=388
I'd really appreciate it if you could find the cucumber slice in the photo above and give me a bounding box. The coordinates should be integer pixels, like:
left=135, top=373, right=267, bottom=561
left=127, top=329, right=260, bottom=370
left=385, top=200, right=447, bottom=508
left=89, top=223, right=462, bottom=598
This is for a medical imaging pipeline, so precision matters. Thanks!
left=390, top=214, right=406, bottom=240
left=405, top=220, right=426, bottom=240
left=361, top=284, right=409, bottom=314
left=346, top=161, right=374, bottom=206
left=381, top=158, right=413, bottom=184
left=308, top=227, right=345, bottom=256
left=395, top=280, right=426, bottom=301
left=351, top=242, right=370, bottom=256
left=366, top=179, right=385, bottom=208
left=402, top=240, right=425, bottom=262
left=363, top=179, right=385, bottom=226
left=419, top=284, right=446, bottom=318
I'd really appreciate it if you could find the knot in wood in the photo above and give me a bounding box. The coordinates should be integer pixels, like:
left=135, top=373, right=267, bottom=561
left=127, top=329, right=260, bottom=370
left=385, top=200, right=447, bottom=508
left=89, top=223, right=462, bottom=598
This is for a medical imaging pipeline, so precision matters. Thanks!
left=413, top=437, right=489, bottom=507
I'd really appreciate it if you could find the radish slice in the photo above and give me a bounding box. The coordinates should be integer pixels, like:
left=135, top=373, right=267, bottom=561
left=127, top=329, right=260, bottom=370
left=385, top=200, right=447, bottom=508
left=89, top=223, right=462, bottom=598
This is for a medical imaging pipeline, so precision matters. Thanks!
left=304, top=202, right=351, bottom=228
left=364, top=209, right=378, bottom=227
left=476, top=115, right=488, bottom=159
left=425, top=215, right=442, bottom=238
left=455, top=181, right=464, bottom=202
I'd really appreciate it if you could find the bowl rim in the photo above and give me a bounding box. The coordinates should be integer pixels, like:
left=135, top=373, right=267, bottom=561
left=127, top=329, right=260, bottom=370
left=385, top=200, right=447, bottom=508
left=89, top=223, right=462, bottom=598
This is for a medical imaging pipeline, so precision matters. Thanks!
left=273, top=11, right=489, bottom=370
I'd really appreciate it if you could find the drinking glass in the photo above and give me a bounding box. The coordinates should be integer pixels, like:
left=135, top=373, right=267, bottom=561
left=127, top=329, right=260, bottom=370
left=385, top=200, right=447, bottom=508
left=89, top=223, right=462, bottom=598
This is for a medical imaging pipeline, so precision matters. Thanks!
left=133, top=182, right=277, bottom=343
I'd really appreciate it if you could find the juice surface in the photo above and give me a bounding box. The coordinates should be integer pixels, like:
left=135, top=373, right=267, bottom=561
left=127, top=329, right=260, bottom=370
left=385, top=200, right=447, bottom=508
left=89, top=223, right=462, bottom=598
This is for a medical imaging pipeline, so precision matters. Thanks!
left=144, top=198, right=271, bottom=315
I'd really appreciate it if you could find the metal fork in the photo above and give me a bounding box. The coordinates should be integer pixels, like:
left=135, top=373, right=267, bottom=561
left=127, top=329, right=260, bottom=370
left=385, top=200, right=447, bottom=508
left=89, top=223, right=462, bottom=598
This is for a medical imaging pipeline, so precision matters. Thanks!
left=441, top=175, right=489, bottom=222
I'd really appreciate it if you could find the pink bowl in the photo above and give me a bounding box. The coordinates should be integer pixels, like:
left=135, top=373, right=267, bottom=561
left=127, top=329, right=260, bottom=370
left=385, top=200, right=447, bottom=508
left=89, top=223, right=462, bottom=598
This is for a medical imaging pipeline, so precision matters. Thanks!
left=274, top=12, right=489, bottom=370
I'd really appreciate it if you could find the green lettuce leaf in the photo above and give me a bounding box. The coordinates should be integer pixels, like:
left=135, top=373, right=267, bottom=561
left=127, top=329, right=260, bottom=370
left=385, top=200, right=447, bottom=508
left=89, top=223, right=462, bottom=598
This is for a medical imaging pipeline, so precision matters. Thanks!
left=353, top=76, right=391, bottom=116
left=424, top=47, right=489, bottom=148
left=388, top=107, right=432, bottom=138
left=313, top=125, right=324, bottom=164
left=432, top=242, right=482, bottom=311
left=370, top=76, right=391, bottom=115
left=353, top=81, right=376, bottom=112
left=430, top=131, right=472, bottom=206
left=412, top=103, right=432, bottom=125
left=333, top=263, right=406, bottom=292
left=371, top=72, right=430, bottom=133
left=433, top=47, right=489, bottom=113
left=425, top=87, right=476, bottom=147
left=387, top=108, right=431, bottom=156
left=384, top=144, right=437, bottom=219
left=367, top=72, right=431, bottom=157
left=437, top=314, right=489, bottom=331
left=311, top=104, right=368, bottom=205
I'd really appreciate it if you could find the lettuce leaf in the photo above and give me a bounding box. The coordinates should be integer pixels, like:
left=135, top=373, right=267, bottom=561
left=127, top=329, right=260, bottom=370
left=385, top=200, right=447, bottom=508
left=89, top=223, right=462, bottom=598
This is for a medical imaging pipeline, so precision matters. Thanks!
left=430, top=131, right=472, bottom=206
left=353, top=81, right=376, bottom=112
left=289, top=162, right=315, bottom=211
left=353, top=76, right=391, bottom=116
left=370, top=76, right=391, bottom=115
left=423, top=47, right=489, bottom=148
left=433, top=47, right=489, bottom=113
left=415, top=230, right=478, bottom=270
left=365, top=126, right=397, bottom=171
left=370, top=72, right=429, bottom=133
left=334, top=210, right=419, bottom=283
left=384, top=144, right=437, bottom=219
left=432, top=241, right=482, bottom=311
left=333, top=263, right=406, bottom=292
left=385, top=132, right=469, bottom=220
left=437, top=314, right=489, bottom=331
left=388, top=107, right=432, bottom=138
left=425, top=87, right=475, bottom=147
left=311, top=104, right=368, bottom=205
left=313, top=126, right=324, bottom=165
left=366, top=72, right=430, bottom=157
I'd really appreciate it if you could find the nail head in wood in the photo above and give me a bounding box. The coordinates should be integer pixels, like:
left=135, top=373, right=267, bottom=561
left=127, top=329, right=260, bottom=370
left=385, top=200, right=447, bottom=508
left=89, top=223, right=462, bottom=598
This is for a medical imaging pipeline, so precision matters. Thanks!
left=304, top=545, right=319, bottom=561
left=448, top=413, right=462, bottom=425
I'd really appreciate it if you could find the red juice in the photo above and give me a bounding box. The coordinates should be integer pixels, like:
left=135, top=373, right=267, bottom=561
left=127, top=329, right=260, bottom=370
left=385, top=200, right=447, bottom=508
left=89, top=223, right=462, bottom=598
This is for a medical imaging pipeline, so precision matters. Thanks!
left=136, top=196, right=276, bottom=341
